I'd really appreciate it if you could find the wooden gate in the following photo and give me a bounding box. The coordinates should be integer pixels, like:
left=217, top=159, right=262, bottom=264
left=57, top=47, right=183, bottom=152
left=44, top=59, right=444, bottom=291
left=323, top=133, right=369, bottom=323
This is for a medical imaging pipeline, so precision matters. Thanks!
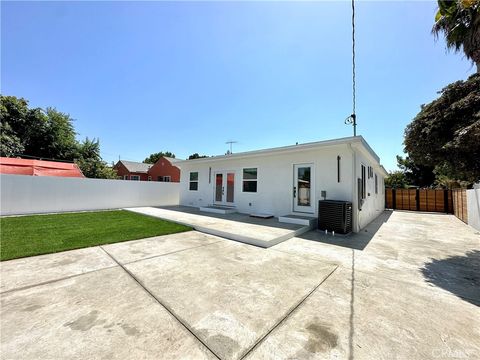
left=385, top=188, right=453, bottom=213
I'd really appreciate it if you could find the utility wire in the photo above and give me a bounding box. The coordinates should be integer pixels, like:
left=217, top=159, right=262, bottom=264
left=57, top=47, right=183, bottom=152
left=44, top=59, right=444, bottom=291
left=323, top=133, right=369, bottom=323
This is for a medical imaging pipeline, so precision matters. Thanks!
left=352, top=0, right=356, bottom=117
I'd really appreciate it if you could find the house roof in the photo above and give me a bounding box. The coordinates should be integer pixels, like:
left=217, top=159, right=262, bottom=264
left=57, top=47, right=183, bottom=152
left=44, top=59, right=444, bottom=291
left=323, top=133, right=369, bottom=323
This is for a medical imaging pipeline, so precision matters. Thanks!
left=0, top=157, right=85, bottom=178
left=177, top=136, right=387, bottom=176
left=163, top=157, right=182, bottom=164
left=117, top=160, right=152, bottom=173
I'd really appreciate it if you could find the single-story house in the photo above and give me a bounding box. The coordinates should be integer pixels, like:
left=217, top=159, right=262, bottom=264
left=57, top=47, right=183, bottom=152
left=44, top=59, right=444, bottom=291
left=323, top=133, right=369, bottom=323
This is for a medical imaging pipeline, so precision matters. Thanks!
left=147, top=157, right=181, bottom=182
left=177, top=136, right=388, bottom=232
left=113, top=157, right=181, bottom=182
left=113, top=160, right=152, bottom=181
left=0, top=157, right=84, bottom=178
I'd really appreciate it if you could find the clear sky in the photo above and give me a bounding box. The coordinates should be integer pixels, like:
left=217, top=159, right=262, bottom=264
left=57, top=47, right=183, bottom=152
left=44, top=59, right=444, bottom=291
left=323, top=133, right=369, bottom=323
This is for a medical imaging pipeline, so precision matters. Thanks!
left=1, top=1, right=475, bottom=170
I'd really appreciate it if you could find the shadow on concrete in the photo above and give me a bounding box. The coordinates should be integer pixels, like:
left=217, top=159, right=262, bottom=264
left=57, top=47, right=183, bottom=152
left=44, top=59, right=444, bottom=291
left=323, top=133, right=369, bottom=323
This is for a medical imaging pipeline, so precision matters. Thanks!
left=421, top=250, right=480, bottom=306
left=297, top=210, right=393, bottom=251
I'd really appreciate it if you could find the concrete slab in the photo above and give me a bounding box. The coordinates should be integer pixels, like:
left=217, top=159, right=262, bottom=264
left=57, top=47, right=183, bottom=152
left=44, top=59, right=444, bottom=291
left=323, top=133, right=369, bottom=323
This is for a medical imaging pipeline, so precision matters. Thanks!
left=102, top=231, right=223, bottom=264
left=124, top=240, right=338, bottom=360
left=0, top=267, right=215, bottom=360
left=273, top=211, right=480, bottom=301
left=246, top=266, right=480, bottom=360
left=126, top=206, right=310, bottom=247
left=0, top=247, right=116, bottom=293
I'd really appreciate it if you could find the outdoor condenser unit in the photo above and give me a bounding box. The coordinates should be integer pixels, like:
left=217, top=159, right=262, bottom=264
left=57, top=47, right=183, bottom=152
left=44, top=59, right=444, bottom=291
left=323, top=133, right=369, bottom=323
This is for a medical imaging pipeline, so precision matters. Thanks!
left=318, top=200, right=353, bottom=234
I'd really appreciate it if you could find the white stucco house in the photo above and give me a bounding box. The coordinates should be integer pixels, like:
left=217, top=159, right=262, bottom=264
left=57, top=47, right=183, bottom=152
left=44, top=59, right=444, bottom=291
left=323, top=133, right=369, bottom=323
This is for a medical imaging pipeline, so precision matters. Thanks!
left=177, top=136, right=387, bottom=232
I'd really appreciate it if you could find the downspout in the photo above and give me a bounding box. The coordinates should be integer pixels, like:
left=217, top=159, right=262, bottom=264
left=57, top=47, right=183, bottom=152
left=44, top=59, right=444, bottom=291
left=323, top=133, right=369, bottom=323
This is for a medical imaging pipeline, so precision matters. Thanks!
left=347, top=143, right=360, bottom=232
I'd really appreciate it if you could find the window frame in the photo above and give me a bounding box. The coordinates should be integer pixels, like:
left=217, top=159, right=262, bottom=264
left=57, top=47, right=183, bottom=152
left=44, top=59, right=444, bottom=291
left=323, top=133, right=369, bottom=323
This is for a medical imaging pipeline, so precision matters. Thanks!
left=130, top=175, right=140, bottom=181
left=123, top=175, right=129, bottom=180
left=361, top=164, right=366, bottom=199
left=337, top=156, right=341, bottom=183
left=375, top=173, right=378, bottom=194
left=164, top=176, right=171, bottom=182
left=242, top=168, right=258, bottom=193
left=189, top=172, right=199, bottom=191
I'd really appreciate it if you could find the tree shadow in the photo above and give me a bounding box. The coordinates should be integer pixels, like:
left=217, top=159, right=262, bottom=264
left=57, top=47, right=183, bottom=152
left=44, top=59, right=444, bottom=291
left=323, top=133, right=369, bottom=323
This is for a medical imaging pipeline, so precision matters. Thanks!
left=421, top=250, right=480, bottom=306
left=298, top=210, right=392, bottom=251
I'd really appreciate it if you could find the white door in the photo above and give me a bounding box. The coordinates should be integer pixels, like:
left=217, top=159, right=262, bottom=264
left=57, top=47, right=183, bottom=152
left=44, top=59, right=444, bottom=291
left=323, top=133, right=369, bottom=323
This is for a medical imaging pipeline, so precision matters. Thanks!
left=214, top=171, right=235, bottom=205
left=293, top=164, right=314, bottom=213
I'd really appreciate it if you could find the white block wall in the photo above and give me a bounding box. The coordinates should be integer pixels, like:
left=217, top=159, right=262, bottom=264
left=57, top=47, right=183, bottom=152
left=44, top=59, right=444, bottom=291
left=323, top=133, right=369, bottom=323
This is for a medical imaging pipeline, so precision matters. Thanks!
left=467, top=188, right=480, bottom=231
left=0, top=174, right=179, bottom=216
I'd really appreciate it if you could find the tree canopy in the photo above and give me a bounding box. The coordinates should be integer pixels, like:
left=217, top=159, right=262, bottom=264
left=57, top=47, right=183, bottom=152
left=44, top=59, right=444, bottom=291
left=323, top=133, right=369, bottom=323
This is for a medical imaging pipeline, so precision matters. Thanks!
left=433, top=0, right=480, bottom=72
left=188, top=153, right=209, bottom=160
left=0, top=95, right=117, bottom=179
left=143, top=151, right=175, bottom=164
left=385, top=171, right=409, bottom=189
left=403, top=73, right=480, bottom=184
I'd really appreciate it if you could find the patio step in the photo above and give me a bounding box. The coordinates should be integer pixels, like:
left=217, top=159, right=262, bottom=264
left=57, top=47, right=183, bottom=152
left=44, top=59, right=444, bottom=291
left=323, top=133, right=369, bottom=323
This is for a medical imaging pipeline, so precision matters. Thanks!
left=199, top=205, right=237, bottom=215
left=279, top=214, right=318, bottom=227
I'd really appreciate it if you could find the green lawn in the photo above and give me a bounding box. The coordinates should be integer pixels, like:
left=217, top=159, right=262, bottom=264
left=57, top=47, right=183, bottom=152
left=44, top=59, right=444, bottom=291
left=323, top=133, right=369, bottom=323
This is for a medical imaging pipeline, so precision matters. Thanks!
left=0, top=210, right=192, bottom=261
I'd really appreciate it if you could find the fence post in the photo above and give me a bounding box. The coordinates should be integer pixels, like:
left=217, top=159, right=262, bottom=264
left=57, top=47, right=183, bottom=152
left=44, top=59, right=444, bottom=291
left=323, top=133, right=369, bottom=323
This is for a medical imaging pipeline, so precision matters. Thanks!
left=392, top=189, right=397, bottom=210
left=416, top=189, right=420, bottom=211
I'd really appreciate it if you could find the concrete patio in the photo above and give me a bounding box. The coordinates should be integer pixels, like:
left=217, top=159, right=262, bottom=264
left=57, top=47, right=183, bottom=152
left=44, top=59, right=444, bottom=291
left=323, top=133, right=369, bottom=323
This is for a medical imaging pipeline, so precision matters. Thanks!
left=125, top=205, right=313, bottom=247
left=1, top=211, right=479, bottom=359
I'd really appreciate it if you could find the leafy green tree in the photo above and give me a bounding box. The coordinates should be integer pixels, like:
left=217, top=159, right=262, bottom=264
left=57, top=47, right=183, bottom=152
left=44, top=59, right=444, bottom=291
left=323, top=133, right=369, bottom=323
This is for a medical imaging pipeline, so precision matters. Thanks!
left=75, top=138, right=118, bottom=179
left=396, top=155, right=435, bottom=188
left=1, top=95, right=78, bottom=160
left=143, top=151, right=175, bottom=164
left=433, top=0, right=480, bottom=72
left=188, top=153, right=208, bottom=160
left=385, top=171, right=409, bottom=189
left=404, top=73, right=480, bottom=184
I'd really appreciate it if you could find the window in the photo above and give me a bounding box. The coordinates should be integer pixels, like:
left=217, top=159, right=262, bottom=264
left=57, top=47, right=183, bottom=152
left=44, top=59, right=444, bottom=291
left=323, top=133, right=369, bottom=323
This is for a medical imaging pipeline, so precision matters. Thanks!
left=361, top=164, right=366, bottom=199
left=157, top=176, right=171, bottom=182
left=148, top=176, right=152, bottom=181
left=123, top=175, right=129, bottom=180
left=337, top=156, right=341, bottom=183
left=189, top=172, right=198, bottom=191
left=242, top=168, right=257, bottom=192
left=375, top=174, right=378, bottom=194
left=130, top=175, right=140, bottom=181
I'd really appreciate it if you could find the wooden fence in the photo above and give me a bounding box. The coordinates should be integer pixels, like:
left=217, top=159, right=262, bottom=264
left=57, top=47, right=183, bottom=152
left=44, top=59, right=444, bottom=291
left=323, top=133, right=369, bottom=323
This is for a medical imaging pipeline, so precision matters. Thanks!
left=385, top=188, right=452, bottom=213
left=452, top=189, right=468, bottom=223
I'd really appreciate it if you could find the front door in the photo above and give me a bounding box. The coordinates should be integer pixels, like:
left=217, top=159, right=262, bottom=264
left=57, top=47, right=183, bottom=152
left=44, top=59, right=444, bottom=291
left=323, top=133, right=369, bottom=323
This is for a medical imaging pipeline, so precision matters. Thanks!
left=214, top=171, right=235, bottom=205
left=293, top=164, right=314, bottom=213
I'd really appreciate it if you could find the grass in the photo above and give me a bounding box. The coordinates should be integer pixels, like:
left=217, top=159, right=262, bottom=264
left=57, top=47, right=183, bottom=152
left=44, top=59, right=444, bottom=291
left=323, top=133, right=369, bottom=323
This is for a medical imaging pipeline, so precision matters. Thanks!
left=0, top=210, right=192, bottom=261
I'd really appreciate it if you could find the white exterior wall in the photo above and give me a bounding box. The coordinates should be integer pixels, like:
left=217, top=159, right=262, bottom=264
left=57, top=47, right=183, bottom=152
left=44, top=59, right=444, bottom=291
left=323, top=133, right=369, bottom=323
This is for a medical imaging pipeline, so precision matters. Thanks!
left=179, top=142, right=386, bottom=232
left=354, top=145, right=386, bottom=230
left=180, top=145, right=353, bottom=217
left=467, top=188, right=480, bottom=231
left=0, top=174, right=179, bottom=216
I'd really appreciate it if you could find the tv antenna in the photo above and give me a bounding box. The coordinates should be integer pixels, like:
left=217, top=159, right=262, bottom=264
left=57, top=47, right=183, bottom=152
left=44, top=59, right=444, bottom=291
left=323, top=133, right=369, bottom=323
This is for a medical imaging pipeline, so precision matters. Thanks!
left=225, top=140, right=237, bottom=154
left=344, top=0, right=357, bottom=137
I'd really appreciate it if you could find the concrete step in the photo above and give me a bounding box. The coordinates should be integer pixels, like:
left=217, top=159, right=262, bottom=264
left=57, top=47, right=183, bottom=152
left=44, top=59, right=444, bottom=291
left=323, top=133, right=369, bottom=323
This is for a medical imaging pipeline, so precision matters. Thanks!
left=279, top=214, right=318, bottom=227
left=199, top=206, right=237, bottom=215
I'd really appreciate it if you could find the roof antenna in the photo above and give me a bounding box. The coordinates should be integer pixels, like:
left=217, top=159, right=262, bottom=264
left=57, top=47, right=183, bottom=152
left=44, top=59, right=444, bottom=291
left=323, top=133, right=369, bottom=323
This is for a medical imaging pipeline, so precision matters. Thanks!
left=225, top=140, right=237, bottom=154
left=344, top=0, right=357, bottom=137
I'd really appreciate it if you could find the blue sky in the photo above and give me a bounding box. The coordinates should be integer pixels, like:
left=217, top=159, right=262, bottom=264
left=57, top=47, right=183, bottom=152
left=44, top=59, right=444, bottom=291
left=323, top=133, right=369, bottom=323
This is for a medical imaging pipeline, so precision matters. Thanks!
left=1, top=1, right=475, bottom=170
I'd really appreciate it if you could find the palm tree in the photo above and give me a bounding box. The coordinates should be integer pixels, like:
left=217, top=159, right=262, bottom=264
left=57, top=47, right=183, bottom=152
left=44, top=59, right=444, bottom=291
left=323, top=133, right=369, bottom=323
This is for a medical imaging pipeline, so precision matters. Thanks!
left=433, top=0, right=480, bottom=72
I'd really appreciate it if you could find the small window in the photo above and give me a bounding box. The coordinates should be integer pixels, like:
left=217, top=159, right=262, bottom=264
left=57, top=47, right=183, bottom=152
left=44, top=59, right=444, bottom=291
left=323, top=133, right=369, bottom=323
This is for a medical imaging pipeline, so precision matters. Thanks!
left=337, top=156, right=341, bottom=183
left=375, top=174, right=378, bottom=194
left=124, top=175, right=129, bottom=180
left=148, top=176, right=152, bottom=181
left=243, top=168, right=257, bottom=192
left=189, top=172, right=198, bottom=191
left=164, top=176, right=171, bottom=182
left=361, top=165, right=366, bottom=199
left=130, top=175, right=140, bottom=181
left=157, top=176, right=163, bottom=182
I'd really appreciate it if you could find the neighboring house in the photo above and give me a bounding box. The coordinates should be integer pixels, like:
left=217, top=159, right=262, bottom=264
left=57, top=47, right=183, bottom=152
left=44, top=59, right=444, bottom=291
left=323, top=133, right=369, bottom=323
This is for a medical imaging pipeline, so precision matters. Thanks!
left=177, top=136, right=388, bottom=232
left=113, top=157, right=181, bottom=182
left=0, top=157, right=84, bottom=178
left=113, top=160, right=152, bottom=181
left=148, top=157, right=181, bottom=182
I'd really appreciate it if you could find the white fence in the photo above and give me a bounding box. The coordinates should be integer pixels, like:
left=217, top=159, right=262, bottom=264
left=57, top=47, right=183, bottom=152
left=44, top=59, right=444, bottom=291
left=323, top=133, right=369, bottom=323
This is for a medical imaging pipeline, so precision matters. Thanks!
left=0, top=174, right=180, bottom=216
left=467, top=188, right=480, bottom=231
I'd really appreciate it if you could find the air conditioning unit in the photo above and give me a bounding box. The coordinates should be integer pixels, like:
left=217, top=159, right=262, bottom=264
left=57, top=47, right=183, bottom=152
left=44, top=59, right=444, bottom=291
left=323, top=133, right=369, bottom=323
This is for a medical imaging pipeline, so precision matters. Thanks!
left=318, top=200, right=353, bottom=234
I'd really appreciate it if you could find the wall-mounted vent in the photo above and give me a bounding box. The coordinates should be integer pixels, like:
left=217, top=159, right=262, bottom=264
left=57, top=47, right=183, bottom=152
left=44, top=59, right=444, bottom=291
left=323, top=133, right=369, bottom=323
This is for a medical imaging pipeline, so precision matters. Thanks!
left=318, top=200, right=352, bottom=234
